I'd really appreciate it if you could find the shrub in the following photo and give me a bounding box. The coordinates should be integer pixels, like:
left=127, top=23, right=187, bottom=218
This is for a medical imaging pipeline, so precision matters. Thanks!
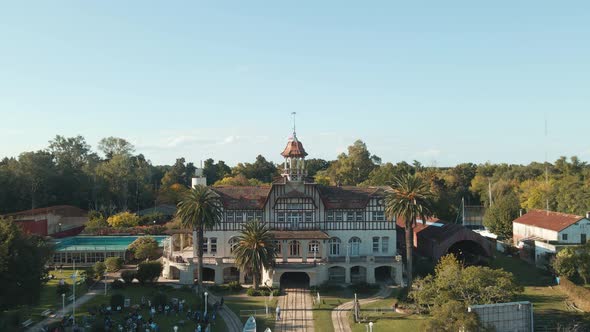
left=120, top=270, right=136, bottom=284
left=111, top=279, right=125, bottom=289
left=272, top=289, right=281, bottom=297
left=246, top=288, right=261, bottom=296
left=93, top=261, right=106, bottom=278
left=56, top=283, right=70, bottom=296
left=228, top=281, right=243, bottom=292
left=128, top=236, right=159, bottom=261
left=110, top=293, right=125, bottom=308
left=105, top=257, right=123, bottom=272
left=557, top=277, right=590, bottom=312
left=151, top=292, right=168, bottom=307
left=107, top=212, right=140, bottom=228
left=82, top=268, right=96, bottom=286
left=136, top=261, right=163, bottom=284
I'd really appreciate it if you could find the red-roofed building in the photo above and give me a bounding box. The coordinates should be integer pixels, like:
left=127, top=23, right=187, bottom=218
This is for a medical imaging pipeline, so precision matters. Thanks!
left=513, top=210, right=590, bottom=265
left=3, top=205, right=87, bottom=237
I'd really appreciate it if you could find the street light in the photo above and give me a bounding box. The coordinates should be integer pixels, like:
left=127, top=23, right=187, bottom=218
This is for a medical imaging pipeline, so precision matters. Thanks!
left=204, top=292, right=208, bottom=317
left=369, top=321, right=374, bottom=332
left=71, top=259, right=78, bottom=325
left=61, top=293, right=65, bottom=315
left=104, top=272, right=108, bottom=295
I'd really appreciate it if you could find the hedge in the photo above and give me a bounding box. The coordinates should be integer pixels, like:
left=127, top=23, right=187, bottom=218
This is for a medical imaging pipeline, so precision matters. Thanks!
left=557, top=277, right=590, bottom=311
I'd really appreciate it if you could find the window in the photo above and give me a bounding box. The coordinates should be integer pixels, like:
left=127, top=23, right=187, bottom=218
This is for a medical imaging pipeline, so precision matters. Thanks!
left=274, top=240, right=282, bottom=255
left=336, top=212, right=343, bottom=222
left=288, top=212, right=302, bottom=229
left=349, top=237, right=361, bottom=256
left=227, top=212, right=234, bottom=222
left=346, top=211, right=355, bottom=221
left=229, top=237, right=239, bottom=254
left=381, top=237, right=389, bottom=253
left=210, top=238, right=217, bottom=254
left=246, top=212, right=255, bottom=222
left=202, top=237, right=208, bottom=253
left=356, top=212, right=364, bottom=222
left=255, top=211, right=263, bottom=221
left=289, top=240, right=300, bottom=257
left=308, top=241, right=320, bottom=255
left=373, top=237, right=380, bottom=253
left=329, top=237, right=341, bottom=256
left=236, top=212, right=244, bottom=223
left=277, top=213, right=285, bottom=222
left=305, top=212, right=313, bottom=223
left=562, top=234, right=568, bottom=241
left=327, top=212, right=334, bottom=222
left=374, top=211, right=385, bottom=221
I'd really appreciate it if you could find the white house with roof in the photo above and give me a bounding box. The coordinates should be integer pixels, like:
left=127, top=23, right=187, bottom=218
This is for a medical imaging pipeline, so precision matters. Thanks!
left=161, top=130, right=403, bottom=287
left=513, top=210, right=590, bottom=265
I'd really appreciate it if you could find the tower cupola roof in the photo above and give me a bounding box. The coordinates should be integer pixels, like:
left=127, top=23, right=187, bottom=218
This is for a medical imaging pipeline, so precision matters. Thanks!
left=281, top=134, right=308, bottom=158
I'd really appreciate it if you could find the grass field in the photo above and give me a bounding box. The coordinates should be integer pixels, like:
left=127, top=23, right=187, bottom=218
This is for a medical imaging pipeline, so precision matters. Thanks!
left=73, top=284, right=227, bottom=332
left=9, top=268, right=90, bottom=326
left=222, top=291, right=278, bottom=332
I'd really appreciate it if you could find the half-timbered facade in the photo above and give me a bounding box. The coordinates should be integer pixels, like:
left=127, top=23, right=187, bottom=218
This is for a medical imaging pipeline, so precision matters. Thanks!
left=162, top=132, right=403, bottom=287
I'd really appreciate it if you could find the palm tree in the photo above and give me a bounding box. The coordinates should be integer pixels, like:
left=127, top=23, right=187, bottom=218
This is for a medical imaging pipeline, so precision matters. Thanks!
left=384, top=173, right=433, bottom=290
left=176, top=185, right=223, bottom=293
left=233, top=220, right=277, bottom=290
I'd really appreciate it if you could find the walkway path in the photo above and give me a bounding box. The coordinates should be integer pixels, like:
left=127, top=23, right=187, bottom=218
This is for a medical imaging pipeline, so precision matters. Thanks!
left=205, top=291, right=243, bottom=332
left=331, top=285, right=394, bottom=332
left=27, top=283, right=103, bottom=332
left=275, top=288, right=314, bottom=332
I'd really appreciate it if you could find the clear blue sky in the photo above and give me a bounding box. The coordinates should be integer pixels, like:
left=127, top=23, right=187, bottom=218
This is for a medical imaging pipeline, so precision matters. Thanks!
left=1, top=2, right=589, bottom=166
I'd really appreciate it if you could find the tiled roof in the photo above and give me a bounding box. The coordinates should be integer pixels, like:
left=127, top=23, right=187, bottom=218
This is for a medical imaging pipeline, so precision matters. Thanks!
left=513, top=209, right=584, bottom=232
left=280, top=137, right=308, bottom=158
left=210, top=186, right=271, bottom=209
left=396, top=217, right=443, bottom=232
left=4, top=205, right=88, bottom=218
left=317, top=186, right=386, bottom=209
left=272, top=230, right=330, bottom=240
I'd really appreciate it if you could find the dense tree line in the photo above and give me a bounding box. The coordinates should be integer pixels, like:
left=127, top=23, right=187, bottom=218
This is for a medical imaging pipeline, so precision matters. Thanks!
left=2, top=135, right=590, bottom=230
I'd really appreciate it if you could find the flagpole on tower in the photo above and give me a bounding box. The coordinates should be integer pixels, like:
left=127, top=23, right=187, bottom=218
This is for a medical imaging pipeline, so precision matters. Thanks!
left=292, top=112, right=296, bottom=135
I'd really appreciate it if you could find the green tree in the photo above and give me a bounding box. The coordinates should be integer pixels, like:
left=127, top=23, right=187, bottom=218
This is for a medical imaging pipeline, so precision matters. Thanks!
left=93, top=261, right=106, bottom=278
left=483, top=192, right=519, bottom=239
left=305, top=158, right=331, bottom=178
left=551, top=247, right=578, bottom=279
left=176, top=185, right=223, bottom=293
left=98, top=136, right=135, bottom=159
left=232, top=155, right=278, bottom=183
left=385, top=173, right=433, bottom=290
left=203, top=158, right=231, bottom=185
left=107, top=212, right=140, bottom=228
left=105, top=257, right=123, bottom=272
left=136, top=261, right=163, bottom=284
left=411, top=254, right=522, bottom=312
left=0, top=219, right=53, bottom=309
left=128, top=236, right=160, bottom=261
left=47, top=135, right=91, bottom=170
left=327, top=140, right=380, bottom=185
left=214, top=174, right=264, bottom=186
left=232, top=220, right=277, bottom=289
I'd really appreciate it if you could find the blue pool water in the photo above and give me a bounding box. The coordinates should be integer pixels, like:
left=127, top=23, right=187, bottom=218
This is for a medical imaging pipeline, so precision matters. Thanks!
left=53, top=235, right=169, bottom=252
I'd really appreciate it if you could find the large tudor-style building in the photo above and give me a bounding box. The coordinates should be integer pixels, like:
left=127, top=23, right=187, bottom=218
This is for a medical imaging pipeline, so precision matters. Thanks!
left=162, top=131, right=403, bottom=287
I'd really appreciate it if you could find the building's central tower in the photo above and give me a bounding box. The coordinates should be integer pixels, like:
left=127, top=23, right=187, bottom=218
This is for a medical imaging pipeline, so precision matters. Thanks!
left=281, top=113, right=307, bottom=181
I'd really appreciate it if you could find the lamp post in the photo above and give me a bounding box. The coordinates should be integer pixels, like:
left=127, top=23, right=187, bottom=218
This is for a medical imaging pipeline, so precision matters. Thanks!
left=104, top=272, right=108, bottom=295
left=204, top=292, right=208, bottom=317
left=71, top=259, right=77, bottom=325
left=369, top=322, right=374, bottom=332
left=61, top=293, right=65, bottom=315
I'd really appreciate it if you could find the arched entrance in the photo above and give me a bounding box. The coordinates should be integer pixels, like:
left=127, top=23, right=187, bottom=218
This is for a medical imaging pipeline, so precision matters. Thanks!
left=375, top=266, right=393, bottom=282
left=169, top=266, right=180, bottom=279
left=196, top=267, right=216, bottom=282
left=350, top=266, right=367, bottom=283
left=223, top=267, right=240, bottom=283
left=280, top=272, right=310, bottom=288
left=447, top=240, right=488, bottom=265
left=328, top=266, right=346, bottom=283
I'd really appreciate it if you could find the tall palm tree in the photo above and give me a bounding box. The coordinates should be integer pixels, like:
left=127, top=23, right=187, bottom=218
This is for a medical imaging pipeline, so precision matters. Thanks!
left=233, top=220, right=277, bottom=290
left=176, top=185, right=223, bottom=293
left=385, top=173, right=433, bottom=290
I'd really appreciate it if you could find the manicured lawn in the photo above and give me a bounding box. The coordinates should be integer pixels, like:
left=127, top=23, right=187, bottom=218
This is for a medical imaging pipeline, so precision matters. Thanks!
left=74, top=284, right=227, bottom=332
left=489, top=252, right=589, bottom=330
left=223, top=291, right=278, bottom=332
left=12, top=268, right=89, bottom=325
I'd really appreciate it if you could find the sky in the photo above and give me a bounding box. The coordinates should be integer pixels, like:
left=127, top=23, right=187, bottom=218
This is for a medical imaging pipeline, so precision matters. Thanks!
left=0, top=2, right=589, bottom=167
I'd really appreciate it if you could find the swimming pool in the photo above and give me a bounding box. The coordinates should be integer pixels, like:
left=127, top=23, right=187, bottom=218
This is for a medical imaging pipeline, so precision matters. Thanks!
left=53, top=235, right=169, bottom=252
